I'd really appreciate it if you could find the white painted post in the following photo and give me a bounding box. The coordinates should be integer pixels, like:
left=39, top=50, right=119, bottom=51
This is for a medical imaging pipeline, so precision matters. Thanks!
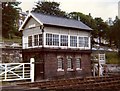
left=5, top=64, right=7, bottom=80
left=30, top=58, right=35, bottom=82
left=23, top=64, right=25, bottom=79
left=93, top=64, right=95, bottom=77
left=98, top=54, right=105, bottom=76
left=68, top=35, right=70, bottom=48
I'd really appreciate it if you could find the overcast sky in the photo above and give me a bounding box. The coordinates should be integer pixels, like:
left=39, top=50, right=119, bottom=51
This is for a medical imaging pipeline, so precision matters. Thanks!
left=18, top=0, right=120, bottom=21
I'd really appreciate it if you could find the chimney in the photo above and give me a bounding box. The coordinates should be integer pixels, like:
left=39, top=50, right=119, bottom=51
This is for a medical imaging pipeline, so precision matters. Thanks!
left=78, top=16, right=80, bottom=21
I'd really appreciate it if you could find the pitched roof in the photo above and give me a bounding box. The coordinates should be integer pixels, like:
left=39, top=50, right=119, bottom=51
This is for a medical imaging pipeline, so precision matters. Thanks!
left=19, top=12, right=92, bottom=31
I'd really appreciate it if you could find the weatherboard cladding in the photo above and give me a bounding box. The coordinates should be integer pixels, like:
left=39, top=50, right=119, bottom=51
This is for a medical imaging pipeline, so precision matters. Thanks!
left=31, top=12, right=92, bottom=31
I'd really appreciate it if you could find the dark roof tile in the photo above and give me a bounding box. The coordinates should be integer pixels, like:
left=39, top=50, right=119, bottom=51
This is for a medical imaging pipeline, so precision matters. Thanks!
left=32, top=12, right=92, bottom=31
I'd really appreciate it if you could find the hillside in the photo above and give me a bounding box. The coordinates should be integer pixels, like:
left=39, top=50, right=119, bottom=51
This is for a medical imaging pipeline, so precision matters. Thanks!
left=106, top=52, right=120, bottom=64
left=1, top=37, right=22, bottom=44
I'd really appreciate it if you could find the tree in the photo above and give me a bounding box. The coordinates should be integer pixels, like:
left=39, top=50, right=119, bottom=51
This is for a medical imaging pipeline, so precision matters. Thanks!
left=32, top=1, right=67, bottom=17
left=2, top=2, right=21, bottom=38
left=111, top=19, right=120, bottom=55
left=68, top=12, right=97, bottom=29
left=68, top=12, right=98, bottom=44
left=94, top=18, right=109, bottom=45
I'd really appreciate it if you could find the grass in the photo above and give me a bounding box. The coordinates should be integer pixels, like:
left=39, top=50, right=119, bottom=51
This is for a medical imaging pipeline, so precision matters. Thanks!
left=106, top=52, right=120, bottom=64
left=1, top=37, right=22, bottom=44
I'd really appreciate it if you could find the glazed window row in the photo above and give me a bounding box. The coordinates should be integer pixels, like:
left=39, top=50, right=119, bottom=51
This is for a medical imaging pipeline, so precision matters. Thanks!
left=28, top=33, right=89, bottom=48
left=57, top=58, right=81, bottom=71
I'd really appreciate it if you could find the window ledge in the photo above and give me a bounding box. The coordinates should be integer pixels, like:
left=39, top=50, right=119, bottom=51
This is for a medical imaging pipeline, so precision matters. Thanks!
left=67, top=68, right=74, bottom=71
left=76, top=68, right=82, bottom=71
left=57, top=69, right=64, bottom=72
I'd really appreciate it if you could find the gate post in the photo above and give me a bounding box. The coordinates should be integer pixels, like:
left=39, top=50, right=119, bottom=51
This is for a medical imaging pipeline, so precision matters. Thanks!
left=5, top=64, right=7, bottom=80
left=30, top=58, right=35, bottom=82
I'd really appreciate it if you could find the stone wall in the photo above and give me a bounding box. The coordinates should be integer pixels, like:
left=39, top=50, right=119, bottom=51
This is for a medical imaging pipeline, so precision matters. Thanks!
left=107, top=64, right=120, bottom=73
left=0, top=48, right=22, bottom=63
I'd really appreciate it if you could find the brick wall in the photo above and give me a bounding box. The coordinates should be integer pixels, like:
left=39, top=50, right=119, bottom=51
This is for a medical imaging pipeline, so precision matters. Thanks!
left=44, top=52, right=92, bottom=79
left=22, top=49, right=92, bottom=80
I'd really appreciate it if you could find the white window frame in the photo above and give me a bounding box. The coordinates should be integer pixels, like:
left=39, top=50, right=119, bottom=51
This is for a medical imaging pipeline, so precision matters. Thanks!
left=99, top=54, right=106, bottom=64
left=57, top=58, right=64, bottom=71
left=43, top=32, right=90, bottom=49
left=28, top=34, right=43, bottom=48
left=84, top=37, right=89, bottom=47
left=45, top=33, right=60, bottom=47
left=60, top=34, right=68, bottom=47
left=28, top=36, right=33, bottom=48
left=70, top=36, right=77, bottom=47
left=34, top=35, right=39, bottom=46
left=53, top=34, right=59, bottom=46
left=46, top=33, right=52, bottom=46
left=76, top=58, right=82, bottom=70
left=38, top=34, right=43, bottom=46
left=67, top=58, right=73, bottom=71
left=79, top=37, right=84, bottom=47
left=78, top=36, right=90, bottom=49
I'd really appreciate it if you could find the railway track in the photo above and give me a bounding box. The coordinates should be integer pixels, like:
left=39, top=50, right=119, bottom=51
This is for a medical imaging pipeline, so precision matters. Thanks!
left=18, top=75, right=120, bottom=90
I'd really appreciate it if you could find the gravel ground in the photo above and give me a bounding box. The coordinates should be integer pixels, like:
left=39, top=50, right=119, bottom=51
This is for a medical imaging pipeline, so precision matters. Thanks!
left=1, top=86, right=46, bottom=91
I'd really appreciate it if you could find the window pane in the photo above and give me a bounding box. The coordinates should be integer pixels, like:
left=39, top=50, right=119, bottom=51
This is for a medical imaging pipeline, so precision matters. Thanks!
left=28, top=36, right=32, bottom=47
left=34, top=35, right=38, bottom=46
left=67, top=58, right=73, bottom=69
left=60, top=35, right=68, bottom=46
left=70, top=36, right=77, bottom=47
left=84, top=37, right=89, bottom=47
left=46, top=33, right=52, bottom=45
left=58, top=58, right=63, bottom=69
left=79, top=37, right=89, bottom=47
left=99, top=54, right=105, bottom=60
left=53, top=34, right=59, bottom=46
left=79, top=37, right=84, bottom=47
left=76, top=58, right=81, bottom=68
left=39, top=34, right=42, bottom=45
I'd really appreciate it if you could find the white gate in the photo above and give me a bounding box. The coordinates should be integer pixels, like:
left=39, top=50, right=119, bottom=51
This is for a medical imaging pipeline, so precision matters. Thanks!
left=92, top=53, right=106, bottom=77
left=0, top=58, right=34, bottom=82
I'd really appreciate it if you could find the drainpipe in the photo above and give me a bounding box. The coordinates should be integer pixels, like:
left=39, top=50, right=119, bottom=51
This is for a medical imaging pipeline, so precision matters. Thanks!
left=41, top=25, right=45, bottom=79
left=41, top=25, right=44, bottom=48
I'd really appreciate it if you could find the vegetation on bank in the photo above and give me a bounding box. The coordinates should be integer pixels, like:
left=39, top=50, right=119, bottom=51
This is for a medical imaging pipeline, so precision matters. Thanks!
left=2, top=1, right=120, bottom=55
left=2, top=37, right=22, bottom=44
left=106, top=52, right=120, bottom=64
left=1, top=1, right=120, bottom=63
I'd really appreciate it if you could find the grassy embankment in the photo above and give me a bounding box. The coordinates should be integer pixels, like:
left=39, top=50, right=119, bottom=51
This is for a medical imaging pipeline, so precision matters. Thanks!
left=0, top=37, right=22, bottom=44
left=106, top=52, right=120, bottom=64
